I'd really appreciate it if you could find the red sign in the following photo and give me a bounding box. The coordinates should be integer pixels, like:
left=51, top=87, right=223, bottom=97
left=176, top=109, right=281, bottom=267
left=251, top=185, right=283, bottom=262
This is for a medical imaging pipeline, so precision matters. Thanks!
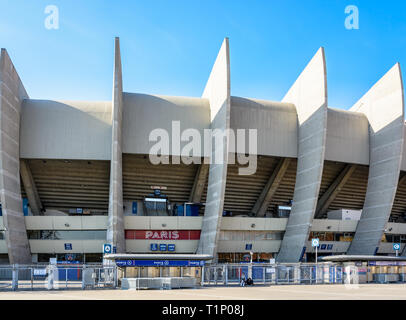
left=125, top=230, right=201, bottom=240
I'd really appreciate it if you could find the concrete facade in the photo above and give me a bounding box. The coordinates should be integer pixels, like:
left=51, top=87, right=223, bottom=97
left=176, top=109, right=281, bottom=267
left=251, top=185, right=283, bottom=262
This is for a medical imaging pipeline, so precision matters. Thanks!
left=0, top=49, right=31, bottom=264
left=197, top=38, right=231, bottom=260
left=277, top=48, right=328, bottom=262
left=348, top=64, right=405, bottom=255
left=0, top=38, right=405, bottom=263
left=106, top=38, right=125, bottom=253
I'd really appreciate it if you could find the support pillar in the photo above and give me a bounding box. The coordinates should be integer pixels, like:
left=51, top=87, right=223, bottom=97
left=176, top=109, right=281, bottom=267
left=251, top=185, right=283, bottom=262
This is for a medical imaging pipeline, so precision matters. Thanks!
left=196, top=38, right=231, bottom=261
left=276, top=48, right=328, bottom=263
left=0, top=49, right=31, bottom=264
left=107, top=37, right=125, bottom=253
left=348, top=63, right=404, bottom=255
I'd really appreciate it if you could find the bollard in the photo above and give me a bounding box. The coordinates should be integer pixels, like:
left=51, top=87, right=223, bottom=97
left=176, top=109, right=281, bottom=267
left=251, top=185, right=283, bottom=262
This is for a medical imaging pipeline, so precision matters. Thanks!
left=11, top=264, right=18, bottom=291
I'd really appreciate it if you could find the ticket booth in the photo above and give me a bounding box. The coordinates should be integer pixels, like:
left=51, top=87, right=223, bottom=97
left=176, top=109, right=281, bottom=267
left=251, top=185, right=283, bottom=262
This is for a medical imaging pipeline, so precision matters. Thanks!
left=103, top=253, right=211, bottom=288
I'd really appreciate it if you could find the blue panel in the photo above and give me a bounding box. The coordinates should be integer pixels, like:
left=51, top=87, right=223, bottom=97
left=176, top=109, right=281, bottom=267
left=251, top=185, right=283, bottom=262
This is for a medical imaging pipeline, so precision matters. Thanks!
left=168, top=244, right=175, bottom=252
left=159, top=244, right=167, bottom=251
left=245, top=244, right=252, bottom=250
left=177, top=205, right=184, bottom=216
left=252, top=267, right=263, bottom=280
left=64, top=243, right=72, bottom=250
left=22, top=198, right=29, bottom=216
left=150, top=243, right=158, bottom=251
left=132, top=201, right=137, bottom=214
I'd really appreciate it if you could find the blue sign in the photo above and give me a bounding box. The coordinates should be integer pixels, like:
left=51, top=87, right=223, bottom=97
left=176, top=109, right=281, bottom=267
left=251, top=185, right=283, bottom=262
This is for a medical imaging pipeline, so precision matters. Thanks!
left=76, top=208, right=83, bottom=214
left=23, top=198, right=29, bottom=216
left=327, top=244, right=333, bottom=250
left=150, top=243, right=158, bottom=251
left=320, top=244, right=327, bottom=250
left=168, top=244, right=176, bottom=252
left=64, top=243, right=72, bottom=250
left=311, top=238, right=319, bottom=247
left=103, top=243, right=112, bottom=254
left=393, top=243, right=401, bottom=251
left=245, top=244, right=252, bottom=250
left=132, top=201, right=137, bottom=214
left=116, top=260, right=205, bottom=267
left=113, top=246, right=117, bottom=254
left=159, top=244, right=167, bottom=251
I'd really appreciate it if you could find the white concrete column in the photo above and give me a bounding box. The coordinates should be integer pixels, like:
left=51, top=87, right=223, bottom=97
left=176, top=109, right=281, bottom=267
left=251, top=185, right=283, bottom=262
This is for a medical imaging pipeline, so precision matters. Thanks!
left=276, top=48, right=328, bottom=263
left=347, top=63, right=404, bottom=255
left=107, top=37, right=125, bottom=253
left=196, top=38, right=231, bottom=261
left=0, top=49, right=31, bottom=264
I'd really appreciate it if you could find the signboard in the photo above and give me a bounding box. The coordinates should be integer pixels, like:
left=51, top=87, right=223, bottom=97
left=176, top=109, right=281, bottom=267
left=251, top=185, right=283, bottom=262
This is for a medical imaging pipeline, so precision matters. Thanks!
left=76, top=208, right=83, bottom=214
left=49, top=258, right=57, bottom=265
left=33, top=269, right=47, bottom=276
left=168, top=244, right=176, bottom=252
left=125, top=230, right=201, bottom=240
left=245, top=244, right=252, bottom=250
left=103, top=243, right=112, bottom=254
left=159, top=244, right=167, bottom=251
left=64, top=243, right=72, bottom=250
left=311, top=238, right=319, bottom=247
left=393, top=243, right=401, bottom=251
left=116, top=260, right=205, bottom=267
left=150, top=243, right=158, bottom=251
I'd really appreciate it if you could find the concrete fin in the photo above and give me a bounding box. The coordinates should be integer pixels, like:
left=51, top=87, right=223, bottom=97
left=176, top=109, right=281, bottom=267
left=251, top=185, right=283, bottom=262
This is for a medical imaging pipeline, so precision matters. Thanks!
left=348, top=63, right=404, bottom=255
left=197, top=38, right=231, bottom=260
left=107, top=37, right=125, bottom=253
left=277, top=48, right=328, bottom=262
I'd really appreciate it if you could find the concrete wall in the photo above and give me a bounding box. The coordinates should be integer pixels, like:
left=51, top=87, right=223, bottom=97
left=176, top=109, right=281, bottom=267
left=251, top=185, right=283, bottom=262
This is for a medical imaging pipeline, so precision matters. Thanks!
left=29, top=240, right=104, bottom=254
left=277, top=48, right=328, bottom=262
left=20, top=100, right=111, bottom=160
left=347, top=63, right=404, bottom=255
left=325, top=108, right=369, bottom=165
left=122, top=93, right=210, bottom=156
left=230, top=97, right=297, bottom=158
left=107, top=37, right=125, bottom=253
left=0, top=49, right=31, bottom=263
left=197, top=38, right=231, bottom=260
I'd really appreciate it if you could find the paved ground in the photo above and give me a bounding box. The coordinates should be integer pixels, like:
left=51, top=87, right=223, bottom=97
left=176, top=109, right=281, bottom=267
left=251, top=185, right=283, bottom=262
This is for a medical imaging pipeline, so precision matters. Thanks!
left=1, top=284, right=406, bottom=300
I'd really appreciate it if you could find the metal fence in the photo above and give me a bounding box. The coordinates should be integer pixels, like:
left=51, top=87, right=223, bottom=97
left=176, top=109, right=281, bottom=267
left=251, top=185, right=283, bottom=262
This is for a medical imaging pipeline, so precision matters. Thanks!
left=202, top=263, right=344, bottom=286
left=0, top=264, right=117, bottom=291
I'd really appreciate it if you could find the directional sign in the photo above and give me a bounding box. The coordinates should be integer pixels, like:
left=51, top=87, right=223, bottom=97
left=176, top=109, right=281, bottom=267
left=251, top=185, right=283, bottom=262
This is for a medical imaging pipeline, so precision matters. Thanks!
left=64, top=243, right=72, bottom=250
left=393, top=243, right=401, bottom=251
left=311, top=238, right=319, bottom=247
left=103, top=243, right=112, bottom=254
left=150, top=243, right=158, bottom=251
left=168, top=244, right=176, bottom=252
left=159, top=244, right=167, bottom=251
left=116, top=260, right=205, bottom=267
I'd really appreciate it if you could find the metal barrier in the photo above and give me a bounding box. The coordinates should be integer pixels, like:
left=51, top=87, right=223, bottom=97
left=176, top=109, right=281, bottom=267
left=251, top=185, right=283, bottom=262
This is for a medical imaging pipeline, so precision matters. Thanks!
left=0, top=264, right=117, bottom=291
left=202, top=263, right=345, bottom=286
left=121, top=277, right=197, bottom=290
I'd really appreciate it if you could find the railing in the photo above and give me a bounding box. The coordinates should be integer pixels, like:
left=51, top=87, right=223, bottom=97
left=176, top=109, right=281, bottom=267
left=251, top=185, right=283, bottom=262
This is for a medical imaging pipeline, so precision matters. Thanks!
left=202, top=263, right=344, bottom=286
left=0, top=264, right=117, bottom=291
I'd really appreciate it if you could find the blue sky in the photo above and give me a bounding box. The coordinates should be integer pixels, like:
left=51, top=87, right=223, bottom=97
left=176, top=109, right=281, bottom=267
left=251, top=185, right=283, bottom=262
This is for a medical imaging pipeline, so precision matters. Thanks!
left=0, top=0, right=405, bottom=109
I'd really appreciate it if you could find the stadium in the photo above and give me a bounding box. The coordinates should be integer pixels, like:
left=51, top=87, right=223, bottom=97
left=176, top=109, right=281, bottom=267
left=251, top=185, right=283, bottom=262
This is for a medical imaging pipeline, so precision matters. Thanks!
left=0, top=35, right=405, bottom=285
